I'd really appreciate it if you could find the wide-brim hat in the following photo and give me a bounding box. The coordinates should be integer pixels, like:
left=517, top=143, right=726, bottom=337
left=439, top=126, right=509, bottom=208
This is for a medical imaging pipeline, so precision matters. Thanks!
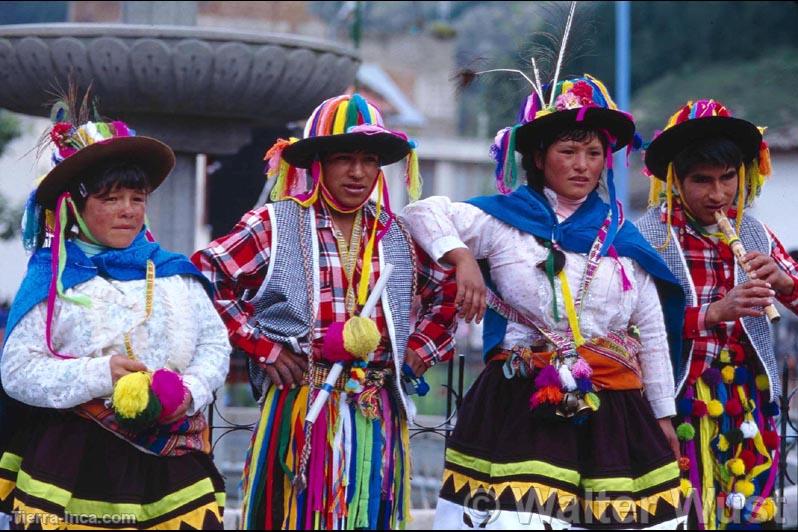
left=266, top=93, right=422, bottom=205
left=37, top=135, right=175, bottom=209
left=516, top=107, right=635, bottom=154
left=282, top=131, right=411, bottom=169
left=645, top=114, right=762, bottom=181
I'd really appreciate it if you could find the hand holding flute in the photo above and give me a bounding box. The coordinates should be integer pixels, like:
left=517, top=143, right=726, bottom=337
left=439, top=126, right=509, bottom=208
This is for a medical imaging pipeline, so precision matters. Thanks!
left=714, top=211, right=781, bottom=323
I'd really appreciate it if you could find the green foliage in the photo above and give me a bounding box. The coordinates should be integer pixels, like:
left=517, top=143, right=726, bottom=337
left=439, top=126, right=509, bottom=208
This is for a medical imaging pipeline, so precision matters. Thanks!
left=0, top=110, right=22, bottom=240
left=632, top=49, right=798, bottom=142
left=0, top=111, right=20, bottom=155
left=0, top=193, right=22, bottom=241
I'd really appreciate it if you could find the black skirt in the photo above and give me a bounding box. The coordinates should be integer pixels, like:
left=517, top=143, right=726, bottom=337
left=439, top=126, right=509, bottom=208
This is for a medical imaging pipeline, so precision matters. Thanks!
left=0, top=409, right=225, bottom=530
left=435, top=361, right=686, bottom=529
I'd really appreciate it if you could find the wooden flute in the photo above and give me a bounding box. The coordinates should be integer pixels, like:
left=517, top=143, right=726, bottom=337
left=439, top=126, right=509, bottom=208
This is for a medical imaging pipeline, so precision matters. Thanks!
left=714, top=211, right=781, bottom=323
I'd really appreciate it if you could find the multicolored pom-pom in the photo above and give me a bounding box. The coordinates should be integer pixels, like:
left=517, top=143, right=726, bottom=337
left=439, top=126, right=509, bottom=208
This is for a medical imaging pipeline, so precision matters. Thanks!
left=726, top=397, right=744, bottom=417
left=707, top=399, right=724, bottom=417
left=112, top=371, right=163, bottom=432
left=734, top=479, right=755, bottom=498
left=726, top=492, right=746, bottom=510
left=740, top=420, right=759, bottom=439
left=676, top=422, right=696, bottom=441
left=762, top=430, right=779, bottom=450
left=692, top=400, right=708, bottom=417
left=752, top=497, right=777, bottom=522
left=584, top=392, right=601, bottom=411
left=151, top=368, right=186, bottom=422
left=322, top=321, right=353, bottom=363
left=702, top=367, right=722, bottom=387
left=739, top=450, right=756, bottom=471
left=726, top=458, right=745, bottom=477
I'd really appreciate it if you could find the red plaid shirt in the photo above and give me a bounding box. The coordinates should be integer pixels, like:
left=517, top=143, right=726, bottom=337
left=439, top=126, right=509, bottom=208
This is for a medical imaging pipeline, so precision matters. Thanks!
left=665, top=201, right=798, bottom=382
left=192, top=200, right=458, bottom=368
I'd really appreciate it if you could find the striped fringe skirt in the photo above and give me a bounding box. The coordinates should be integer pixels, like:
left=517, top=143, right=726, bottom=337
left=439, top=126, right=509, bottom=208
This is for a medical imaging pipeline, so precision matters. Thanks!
left=240, top=382, right=411, bottom=530
left=434, top=360, right=686, bottom=530
left=0, top=409, right=225, bottom=530
left=678, top=354, right=781, bottom=528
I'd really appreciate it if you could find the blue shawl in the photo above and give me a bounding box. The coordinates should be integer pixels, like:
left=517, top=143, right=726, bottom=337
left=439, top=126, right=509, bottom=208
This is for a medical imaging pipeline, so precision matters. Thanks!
left=0, top=231, right=210, bottom=445
left=466, top=186, right=685, bottom=369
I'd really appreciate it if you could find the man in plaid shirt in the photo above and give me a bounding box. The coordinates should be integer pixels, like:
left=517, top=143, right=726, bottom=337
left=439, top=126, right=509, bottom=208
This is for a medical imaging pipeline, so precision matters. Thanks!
left=636, top=99, right=787, bottom=527
left=192, top=93, right=458, bottom=530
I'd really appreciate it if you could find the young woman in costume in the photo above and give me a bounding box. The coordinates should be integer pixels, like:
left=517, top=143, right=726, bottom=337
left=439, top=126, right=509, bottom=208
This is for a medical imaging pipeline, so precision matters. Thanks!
left=402, top=74, right=687, bottom=529
left=0, top=94, right=230, bottom=530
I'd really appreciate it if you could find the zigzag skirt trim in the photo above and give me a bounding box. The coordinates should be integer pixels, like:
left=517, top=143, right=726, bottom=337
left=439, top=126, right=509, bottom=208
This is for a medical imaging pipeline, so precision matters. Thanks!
left=434, top=361, right=687, bottom=530
left=0, top=411, right=225, bottom=530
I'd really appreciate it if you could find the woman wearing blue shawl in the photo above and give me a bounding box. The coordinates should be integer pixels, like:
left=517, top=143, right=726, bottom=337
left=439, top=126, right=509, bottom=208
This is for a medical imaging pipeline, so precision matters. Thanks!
left=401, top=75, right=687, bottom=529
left=0, top=92, right=230, bottom=529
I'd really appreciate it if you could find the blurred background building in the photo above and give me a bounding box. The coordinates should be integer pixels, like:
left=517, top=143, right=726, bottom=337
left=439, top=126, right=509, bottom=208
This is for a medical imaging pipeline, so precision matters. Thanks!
left=1, top=1, right=796, bottom=526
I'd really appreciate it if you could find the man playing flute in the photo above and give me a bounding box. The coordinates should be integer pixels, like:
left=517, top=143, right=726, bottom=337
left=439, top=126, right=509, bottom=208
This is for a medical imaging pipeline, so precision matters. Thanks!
left=636, top=99, right=794, bottom=528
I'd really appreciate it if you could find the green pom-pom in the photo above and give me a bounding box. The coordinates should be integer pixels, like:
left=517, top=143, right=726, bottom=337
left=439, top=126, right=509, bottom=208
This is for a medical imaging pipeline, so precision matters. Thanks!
left=676, top=422, right=696, bottom=441
left=585, top=392, right=601, bottom=411
left=115, top=388, right=162, bottom=433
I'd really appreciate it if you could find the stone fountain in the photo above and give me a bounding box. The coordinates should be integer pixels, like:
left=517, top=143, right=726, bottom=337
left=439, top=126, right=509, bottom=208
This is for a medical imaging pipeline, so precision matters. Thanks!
left=0, top=7, right=358, bottom=255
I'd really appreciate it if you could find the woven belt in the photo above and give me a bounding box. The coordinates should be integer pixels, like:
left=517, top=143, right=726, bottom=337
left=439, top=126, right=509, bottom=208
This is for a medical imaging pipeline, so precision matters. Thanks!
left=307, top=363, right=394, bottom=392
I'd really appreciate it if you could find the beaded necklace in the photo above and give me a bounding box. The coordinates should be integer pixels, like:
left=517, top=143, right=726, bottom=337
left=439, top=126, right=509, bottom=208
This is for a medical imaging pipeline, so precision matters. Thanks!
left=331, top=209, right=364, bottom=317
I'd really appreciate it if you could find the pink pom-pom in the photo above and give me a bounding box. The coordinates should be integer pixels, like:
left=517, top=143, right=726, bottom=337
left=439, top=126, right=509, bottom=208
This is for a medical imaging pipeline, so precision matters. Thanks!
left=151, top=369, right=185, bottom=418
left=571, top=358, right=593, bottom=379
left=534, top=365, right=561, bottom=388
left=321, top=321, right=354, bottom=363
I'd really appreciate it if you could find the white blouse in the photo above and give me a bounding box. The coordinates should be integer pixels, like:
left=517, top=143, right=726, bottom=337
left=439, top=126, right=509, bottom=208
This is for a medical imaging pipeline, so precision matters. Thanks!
left=1, top=274, right=231, bottom=416
left=400, top=194, right=676, bottom=419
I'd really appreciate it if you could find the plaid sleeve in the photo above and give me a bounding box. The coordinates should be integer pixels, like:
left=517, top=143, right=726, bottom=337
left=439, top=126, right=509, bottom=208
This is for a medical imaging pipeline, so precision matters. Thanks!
left=684, top=304, right=713, bottom=339
left=190, top=207, right=281, bottom=363
left=406, top=243, right=459, bottom=368
left=767, top=226, right=798, bottom=311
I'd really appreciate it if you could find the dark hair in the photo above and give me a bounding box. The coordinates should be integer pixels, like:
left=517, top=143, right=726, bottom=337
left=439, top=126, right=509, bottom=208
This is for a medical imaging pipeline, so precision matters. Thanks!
left=67, top=161, right=152, bottom=212
left=673, top=137, right=744, bottom=182
left=521, top=126, right=609, bottom=193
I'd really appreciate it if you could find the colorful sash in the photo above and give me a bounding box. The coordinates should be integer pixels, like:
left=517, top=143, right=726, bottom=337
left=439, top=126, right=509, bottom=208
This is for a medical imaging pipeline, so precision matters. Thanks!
left=75, top=399, right=210, bottom=457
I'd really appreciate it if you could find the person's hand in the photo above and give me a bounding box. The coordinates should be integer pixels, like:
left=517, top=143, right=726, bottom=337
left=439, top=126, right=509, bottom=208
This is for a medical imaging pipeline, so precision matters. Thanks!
left=743, top=251, right=794, bottom=295
left=261, top=347, right=308, bottom=390
left=110, top=355, right=148, bottom=384
left=442, top=247, right=486, bottom=324
left=160, top=389, right=192, bottom=425
left=405, top=348, right=429, bottom=377
left=705, top=279, right=775, bottom=326
left=658, top=418, right=681, bottom=460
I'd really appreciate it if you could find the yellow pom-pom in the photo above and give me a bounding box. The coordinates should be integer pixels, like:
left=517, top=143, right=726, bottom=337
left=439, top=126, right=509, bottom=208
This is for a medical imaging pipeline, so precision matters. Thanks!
left=112, top=371, right=152, bottom=419
left=719, top=350, right=731, bottom=364
left=734, top=479, right=755, bottom=498
left=717, top=434, right=730, bottom=452
left=753, top=497, right=777, bottom=522
left=343, top=316, right=381, bottom=359
left=721, top=365, right=736, bottom=384
left=755, top=375, right=770, bottom=391
left=727, top=458, right=745, bottom=477
left=680, top=478, right=693, bottom=498
left=708, top=400, right=724, bottom=418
